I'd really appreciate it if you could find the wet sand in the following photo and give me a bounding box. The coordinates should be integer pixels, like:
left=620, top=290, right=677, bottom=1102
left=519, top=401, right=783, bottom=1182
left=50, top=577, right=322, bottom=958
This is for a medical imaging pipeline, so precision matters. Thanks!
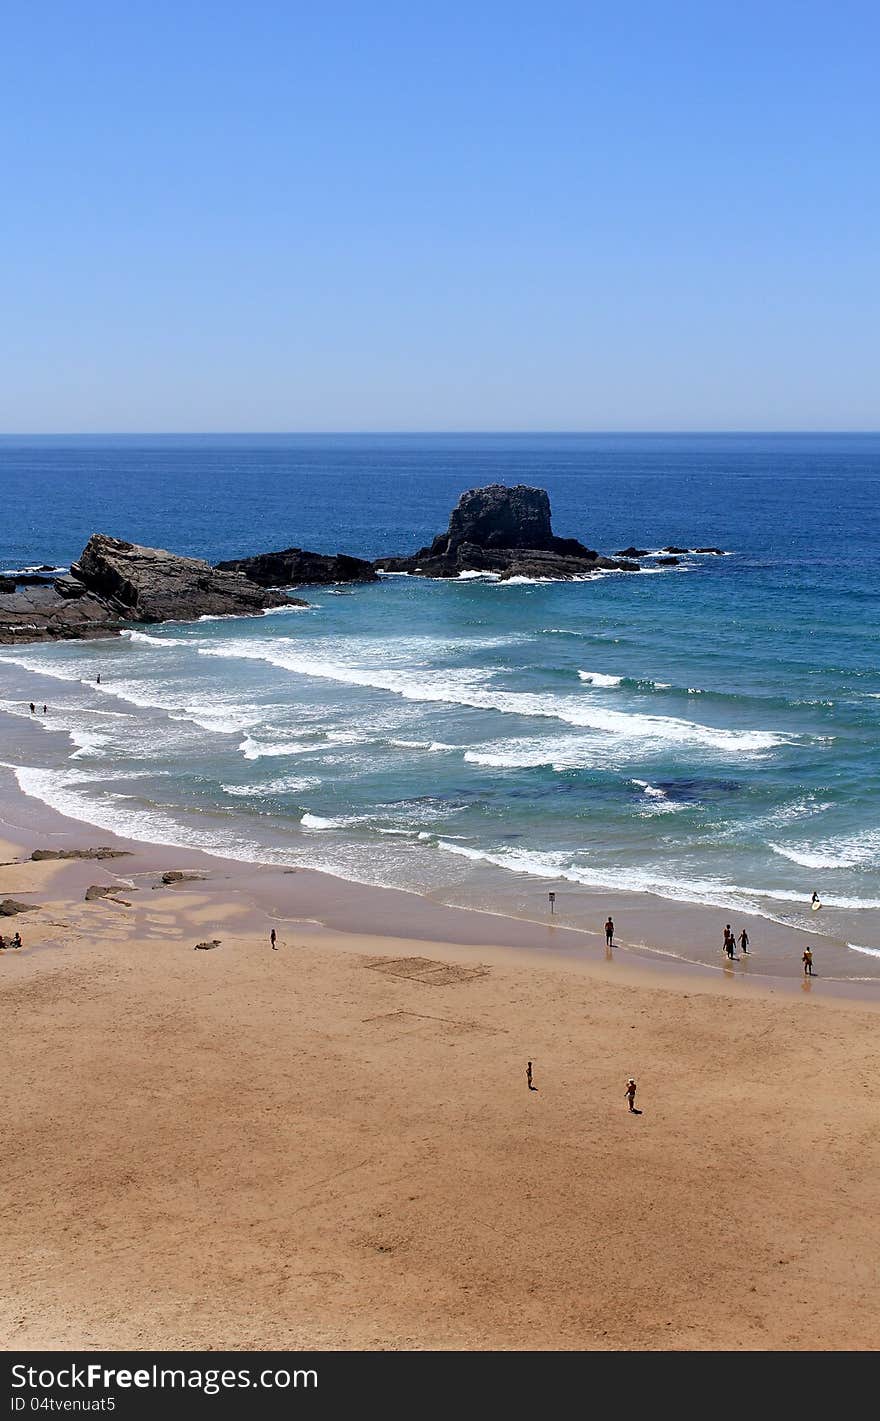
left=2, top=780, right=880, bottom=1350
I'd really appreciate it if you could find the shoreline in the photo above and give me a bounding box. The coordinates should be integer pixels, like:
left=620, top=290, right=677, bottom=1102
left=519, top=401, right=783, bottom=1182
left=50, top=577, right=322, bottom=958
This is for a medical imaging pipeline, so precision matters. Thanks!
left=2, top=763, right=878, bottom=1008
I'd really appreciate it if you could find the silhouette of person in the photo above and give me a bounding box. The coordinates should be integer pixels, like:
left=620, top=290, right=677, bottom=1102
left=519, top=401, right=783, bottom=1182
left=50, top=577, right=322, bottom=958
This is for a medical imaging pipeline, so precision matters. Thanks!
left=802, top=947, right=814, bottom=976
left=605, top=916, right=614, bottom=947
left=739, top=928, right=749, bottom=954
left=270, top=928, right=277, bottom=950
left=625, top=1078, right=638, bottom=1113
left=527, top=1060, right=536, bottom=1091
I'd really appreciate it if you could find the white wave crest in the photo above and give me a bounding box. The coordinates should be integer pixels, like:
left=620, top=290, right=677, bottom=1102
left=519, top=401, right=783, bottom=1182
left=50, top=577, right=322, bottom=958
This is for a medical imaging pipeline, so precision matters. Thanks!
left=239, top=735, right=314, bottom=761
left=578, top=670, right=623, bottom=688
left=121, top=630, right=190, bottom=647
left=198, top=641, right=792, bottom=756
left=769, top=831, right=880, bottom=871
left=847, top=943, right=880, bottom=959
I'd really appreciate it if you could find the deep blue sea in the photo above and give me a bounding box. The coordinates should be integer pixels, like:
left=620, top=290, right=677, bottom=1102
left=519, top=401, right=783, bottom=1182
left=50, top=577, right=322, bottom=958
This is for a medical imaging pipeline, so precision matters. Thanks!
left=2, top=434, right=879, bottom=973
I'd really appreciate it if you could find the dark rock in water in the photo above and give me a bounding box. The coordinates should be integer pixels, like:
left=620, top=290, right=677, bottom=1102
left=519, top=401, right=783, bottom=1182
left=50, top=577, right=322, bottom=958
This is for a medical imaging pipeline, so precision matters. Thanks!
left=1, top=533, right=305, bottom=644
left=73, top=534, right=297, bottom=622
left=0, top=898, right=35, bottom=915
left=694, top=547, right=724, bottom=555
left=375, top=484, right=639, bottom=579
left=160, top=870, right=206, bottom=885
left=615, top=546, right=649, bottom=558
left=0, top=577, right=16, bottom=593
left=31, top=847, right=132, bottom=861
left=662, top=545, right=690, bottom=554
left=84, top=885, right=114, bottom=902
left=217, top=547, right=377, bottom=586
left=655, top=556, right=680, bottom=566
left=0, top=583, right=120, bottom=643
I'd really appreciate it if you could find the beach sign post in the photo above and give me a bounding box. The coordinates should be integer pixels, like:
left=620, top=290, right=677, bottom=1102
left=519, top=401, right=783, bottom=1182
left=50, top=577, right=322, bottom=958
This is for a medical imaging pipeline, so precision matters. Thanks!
left=548, top=891, right=556, bottom=915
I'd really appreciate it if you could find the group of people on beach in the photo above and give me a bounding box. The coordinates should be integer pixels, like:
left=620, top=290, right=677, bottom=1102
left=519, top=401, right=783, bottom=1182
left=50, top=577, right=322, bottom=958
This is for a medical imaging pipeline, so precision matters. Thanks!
left=722, top=924, right=749, bottom=959
left=27, top=703, right=48, bottom=715
left=0, top=932, right=22, bottom=950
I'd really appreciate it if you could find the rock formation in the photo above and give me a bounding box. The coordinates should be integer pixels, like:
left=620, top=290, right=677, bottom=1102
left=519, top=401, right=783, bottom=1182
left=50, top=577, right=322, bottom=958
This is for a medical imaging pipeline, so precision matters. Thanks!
left=0, top=536, right=303, bottom=644
left=375, top=485, right=640, bottom=579
left=31, top=846, right=132, bottom=858
left=72, top=535, right=296, bottom=622
left=0, top=898, right=35, bottom=916
left=216, top=548, right=377, bottom=586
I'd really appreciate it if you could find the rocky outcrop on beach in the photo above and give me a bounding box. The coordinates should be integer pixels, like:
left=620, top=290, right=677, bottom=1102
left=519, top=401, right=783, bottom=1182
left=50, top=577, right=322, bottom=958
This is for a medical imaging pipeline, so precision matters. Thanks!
left=0, top=898, right=35, bottom=916
left=375, top=484, right=640, bottom=579
left=73, top=535, right=297, bottom=622
left=0, top=582, right=121, bottom=643
left=216, top=547, right=378, bottom=586
left=0, top=535, right=302, bottom=644
left=30, top=847, right=132, bottom=861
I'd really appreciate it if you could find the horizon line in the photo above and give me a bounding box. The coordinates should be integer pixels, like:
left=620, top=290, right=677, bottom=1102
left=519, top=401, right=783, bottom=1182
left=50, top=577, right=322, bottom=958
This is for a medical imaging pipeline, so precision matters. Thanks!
left=1, top=428, right=880, bottom=439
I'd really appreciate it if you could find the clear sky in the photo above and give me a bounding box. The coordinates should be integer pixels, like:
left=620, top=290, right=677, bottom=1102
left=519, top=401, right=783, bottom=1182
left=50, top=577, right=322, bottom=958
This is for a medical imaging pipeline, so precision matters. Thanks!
left=1, top=1, right=877, bottom=432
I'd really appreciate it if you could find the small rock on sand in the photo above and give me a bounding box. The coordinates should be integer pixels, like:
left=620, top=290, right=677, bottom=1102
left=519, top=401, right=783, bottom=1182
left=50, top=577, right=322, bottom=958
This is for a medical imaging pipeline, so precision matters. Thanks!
left=193, top=939, right=222, bottom=951
left=0, top=898, right=36, bottom=916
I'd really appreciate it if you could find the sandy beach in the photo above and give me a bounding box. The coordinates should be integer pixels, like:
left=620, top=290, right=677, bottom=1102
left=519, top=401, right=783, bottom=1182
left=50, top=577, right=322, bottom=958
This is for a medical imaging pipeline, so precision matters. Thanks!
left=1, top=775, right=879, bottom=1352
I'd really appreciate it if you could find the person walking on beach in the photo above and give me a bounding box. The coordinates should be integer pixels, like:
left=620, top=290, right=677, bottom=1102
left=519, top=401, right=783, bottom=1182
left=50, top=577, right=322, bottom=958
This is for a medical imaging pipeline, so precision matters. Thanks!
left=625, top=1078, right=638, bottom=1113
left=605, top=916, right=614, bottom=948
left=526, top=1060, right=536, bottom=1091
left=723, top=925, right=736, bottom=959
left=739, top=928, right=750, bottom=955
left=29, top=702, right=35, bottom=714
left=803, top=947, right=814, bottom=976
left=270, top=928, right=277, bottom=950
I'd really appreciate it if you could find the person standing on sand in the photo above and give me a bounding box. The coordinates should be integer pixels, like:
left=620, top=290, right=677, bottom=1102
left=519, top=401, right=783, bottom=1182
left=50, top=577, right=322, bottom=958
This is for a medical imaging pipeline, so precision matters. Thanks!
left=803, top=947, right=814, bottom=976
left=270, top=928, right=277, bottom=950
left=527, top=1060, right=536, bottom=1091
left=625, top=1078, right=638, bottom=1112
left=605, top=916, right=614, bottom=947
left=739, top=928, right=750, bottom=954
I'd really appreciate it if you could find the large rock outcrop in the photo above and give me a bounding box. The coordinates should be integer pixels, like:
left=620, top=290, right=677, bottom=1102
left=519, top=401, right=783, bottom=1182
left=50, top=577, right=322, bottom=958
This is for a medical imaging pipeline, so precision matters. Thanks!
left=375, top=484, right=639, bottom=579
left=72, top=535, right=297, bottom=622
left=216, top=548, right=378, bottom=587
left=0, top=536, right=303, bottom=643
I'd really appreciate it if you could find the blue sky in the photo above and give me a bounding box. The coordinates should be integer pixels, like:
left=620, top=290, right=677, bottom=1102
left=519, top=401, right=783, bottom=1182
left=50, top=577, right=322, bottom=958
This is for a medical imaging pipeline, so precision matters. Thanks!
left=1, top=1, right=877, bottom=431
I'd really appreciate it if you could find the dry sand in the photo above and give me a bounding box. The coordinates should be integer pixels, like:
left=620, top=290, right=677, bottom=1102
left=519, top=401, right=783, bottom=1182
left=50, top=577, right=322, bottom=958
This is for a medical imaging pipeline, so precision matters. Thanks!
left=2, top=804, right=880, bottom=1351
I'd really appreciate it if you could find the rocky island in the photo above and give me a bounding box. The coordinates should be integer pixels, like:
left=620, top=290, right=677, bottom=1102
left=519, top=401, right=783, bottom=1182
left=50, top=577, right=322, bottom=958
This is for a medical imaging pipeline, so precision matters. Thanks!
left=374, top=484, right=641, bottom=579
left=216, top=548, right=377, bottom=586
left=0, top=486, right=725, bottom=644
left=0, top=534, right=300, bottom=644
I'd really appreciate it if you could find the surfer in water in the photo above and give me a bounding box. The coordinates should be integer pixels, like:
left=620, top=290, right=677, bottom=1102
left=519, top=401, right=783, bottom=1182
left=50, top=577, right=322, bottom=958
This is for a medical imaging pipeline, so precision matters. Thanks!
left=811, top=891, right=822, bottom=909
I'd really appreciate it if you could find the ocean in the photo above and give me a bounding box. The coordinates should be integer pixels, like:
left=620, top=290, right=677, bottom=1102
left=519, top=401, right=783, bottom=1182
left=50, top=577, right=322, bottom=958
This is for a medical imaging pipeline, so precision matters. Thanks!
left=2, top=433, right=879, bottom=971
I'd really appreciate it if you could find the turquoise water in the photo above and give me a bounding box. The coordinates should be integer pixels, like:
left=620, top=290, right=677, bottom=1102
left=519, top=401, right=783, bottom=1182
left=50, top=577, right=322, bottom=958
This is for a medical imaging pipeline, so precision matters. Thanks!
left=1, top=434, right=879, bottom=967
